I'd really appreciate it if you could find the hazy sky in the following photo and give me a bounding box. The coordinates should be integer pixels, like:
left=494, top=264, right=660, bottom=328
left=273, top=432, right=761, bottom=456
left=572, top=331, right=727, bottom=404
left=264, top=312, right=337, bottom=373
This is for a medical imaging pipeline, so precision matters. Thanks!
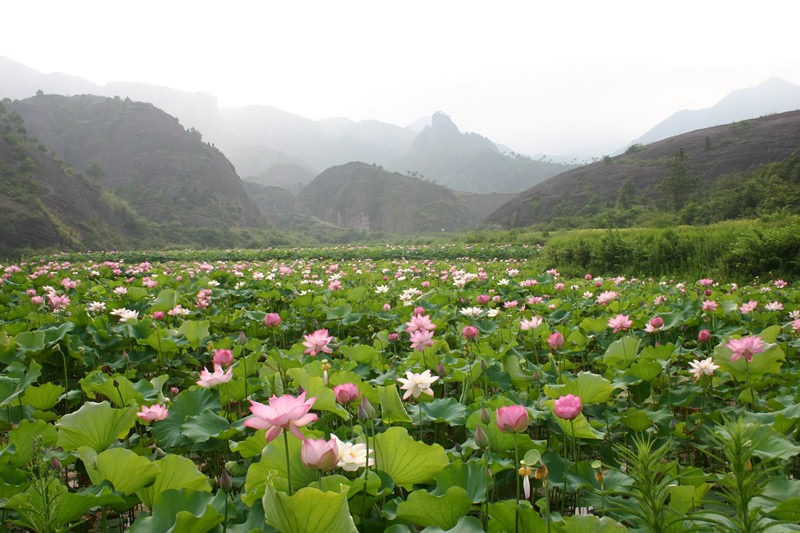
left=3, top=0, right=799, bottom=156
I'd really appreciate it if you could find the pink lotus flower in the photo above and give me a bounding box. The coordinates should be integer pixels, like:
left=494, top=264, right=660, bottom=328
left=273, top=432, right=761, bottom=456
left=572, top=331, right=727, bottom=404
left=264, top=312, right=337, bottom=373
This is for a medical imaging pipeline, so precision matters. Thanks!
left=608, top=314, right=632, bottom=333
left=726, top=336, right=765, bottom=363
left=303, top=329, right=333, bottom=356
left=264, top=313, right=282, bottom=327
left=462, top=326, right=479, bottom=340
left=595, top=291, right=618, bottom=305
left=152, top=311, right=165, bottom=320
left=137, top=404, right=169, bottom=422
left=328, top=280, right=342, bottom=291
left=698, top=278, right=714, bottom=287
left=645, top=316, right=664, bottom=333
left=388, top=332, right=399, bottom=342
left=244, top=391, right=318, bottom=443
left=301, top=437, right=339, bottom=472
left=383, top=303, right=391, bottom=311
left=547, top=332, right=565, bottom=350
left=520, top=316, right=543, bottom=331
left=197, top=364, right=233, bottom=387
left=333, top=383, right=360, bottom=404
left=405, top=313, right=436, bottom=333
left=740, top=300, right=758, bottom=314
left=496, top=405, right=529, bottom=433
left=409, top=329, right=435, bottom=351
left=213, top=349, right=234, bottom=367
left=31, top=295, right=44, bottom=305
left=411, top=329, right=433, bottom=352
left=476, top=294, right=490, bottom=305
left=698, top=329, right=711, bottom=342
left=702, top=300, right=718, bottom=312
left=553, top=394, right=582, bottom=420
left=413, top=306, right=425, bottom=315
left=793, top=319, right=800, bottom=333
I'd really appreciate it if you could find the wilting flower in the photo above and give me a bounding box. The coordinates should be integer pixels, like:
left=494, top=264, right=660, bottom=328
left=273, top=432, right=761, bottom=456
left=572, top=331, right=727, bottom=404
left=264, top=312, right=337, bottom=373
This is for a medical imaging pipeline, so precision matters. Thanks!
left=520, top=316, right=543, bottom=330
left=303, top=329, right=333, bottom=356
left=398, top=369, right=439, bottom=400
left=244, top=391, right=318, bottom=443
left=264, top=313, right=282, bottom=327
left=213, top=349, right=234, bottom=367
left=519, top=462, right=534, bottom=499
left=726, top=336, right=765, bottom=363
left=332, top=435, right=374, bottom=471
left=136, top=404, right=169, bottom=422
left=496, top=405, right=529, bottom=433
left=462, top=326, right=479, bottom=340
left=608, top=314, right=632, bottom=333
left=553, top=394, right=582, bottom=420
left=547, top=332, right=565, bottom=350
left=197, top=364, right=233, bottom=387
left=688, top=357, right=719, bottom=380
left=110, top=308, right=139, bottom=322
left=409, top=329, right=435, bottom=351
left=301, top=437, right=339, bottom=472
left=333, top=383, right=360, bottom=404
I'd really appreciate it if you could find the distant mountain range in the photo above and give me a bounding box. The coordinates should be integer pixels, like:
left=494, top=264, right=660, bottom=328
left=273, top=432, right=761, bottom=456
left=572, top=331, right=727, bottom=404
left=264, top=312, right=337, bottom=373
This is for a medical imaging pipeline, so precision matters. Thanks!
left=629, top=78, right=800, bottom=147
left=0, top=56, right=571, bottom=194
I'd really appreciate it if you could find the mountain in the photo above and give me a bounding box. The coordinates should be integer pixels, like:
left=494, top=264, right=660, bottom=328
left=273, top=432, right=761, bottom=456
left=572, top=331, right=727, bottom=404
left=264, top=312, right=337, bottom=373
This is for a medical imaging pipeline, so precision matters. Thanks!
left=397, top=112, right=573, bottom=193
left=488, top=110, right=800, bottom=228
left=630, top=78, right=800, bottom=147
left=8, top=94, right=263, bottom=227
left=0, top=58, right=568, bottom=194
left=298, top=162, right=476, bottom=232
left=0, top=102, right=138, bottom=254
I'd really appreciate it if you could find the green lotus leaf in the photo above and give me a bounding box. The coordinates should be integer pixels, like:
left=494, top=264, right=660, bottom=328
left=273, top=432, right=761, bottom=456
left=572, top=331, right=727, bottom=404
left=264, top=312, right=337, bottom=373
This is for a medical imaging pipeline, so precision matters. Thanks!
left=21, top=382, right=64, bottom=410
left=80, top=370, right=143, bottom=407
left=373, top=427, right=448, bottom=489
left=56, top=401, right=137, bottom=452
left=378, top=384, right=412, bottom=424
left=152, top=388, right=220, bottom=450
left=339, top=344, right=379, bottom=364
left=433, top=460, right=488, bottom=503
left=603, top=336, right=641, bottom=370
left=151, top=289, right=180, bottom=312
left=92, top=447, right=161, bottom=495
left=262, top=485, right=357, bottom=533
left=178, top=320, right=210, bottom=349
left=487, top=500, right=546, bottom=533
left=0, top=361, right=41, bottom=408
left=180, top=410, right=230, bottom=443
left=396, top=486, right=472, bottom=530
left=136, top=454, right=211, bottom=508
left=3, top=419, right=57, bottom=467
left=287, top=367, right=348, bottom=419
left=131, top=489, right=223, bottom=533
left=713, top=342, right=784, bottom=382
left=242, top=431, right=315, bottom=506
left=544, top=372, right=615, bottom=404
left=420, top=516, right=485, bottom=533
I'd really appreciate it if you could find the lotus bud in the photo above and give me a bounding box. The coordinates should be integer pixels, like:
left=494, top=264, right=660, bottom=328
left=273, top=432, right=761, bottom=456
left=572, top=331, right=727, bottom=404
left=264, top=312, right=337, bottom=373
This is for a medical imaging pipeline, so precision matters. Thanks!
left=436, top=362, right=447, bottom=377
left=475, top=425, right=490, bottom=449
left=219, top=468, right=232, bottom=492
left=480, top=407, right=490, bottom=425
left=239, top=331, right=247, bottom=345
left=358, top=396, right=376, bottom=422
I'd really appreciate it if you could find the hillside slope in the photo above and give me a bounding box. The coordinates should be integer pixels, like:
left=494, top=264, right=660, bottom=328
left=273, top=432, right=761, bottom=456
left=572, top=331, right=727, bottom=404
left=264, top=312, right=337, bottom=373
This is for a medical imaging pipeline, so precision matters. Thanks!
left=0, top=103, right=137, bottom=254
left=488, top=110, right=800, bottom=227
left=9, top=94, right=263, bottom=228
left=299, top=162, right=476, bottom=232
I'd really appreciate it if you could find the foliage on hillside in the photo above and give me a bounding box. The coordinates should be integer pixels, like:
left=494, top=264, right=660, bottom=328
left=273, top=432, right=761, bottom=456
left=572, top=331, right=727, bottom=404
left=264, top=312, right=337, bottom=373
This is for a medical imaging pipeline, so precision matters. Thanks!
left=489, top=110, right=800, bottom=228
left=9, top=94, right=264, bottom=228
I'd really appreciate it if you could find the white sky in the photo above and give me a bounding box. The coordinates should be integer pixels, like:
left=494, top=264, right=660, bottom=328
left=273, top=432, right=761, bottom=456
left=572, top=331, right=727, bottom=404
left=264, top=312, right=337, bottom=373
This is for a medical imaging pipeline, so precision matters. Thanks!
left=2, top=0, right=799, bottom=155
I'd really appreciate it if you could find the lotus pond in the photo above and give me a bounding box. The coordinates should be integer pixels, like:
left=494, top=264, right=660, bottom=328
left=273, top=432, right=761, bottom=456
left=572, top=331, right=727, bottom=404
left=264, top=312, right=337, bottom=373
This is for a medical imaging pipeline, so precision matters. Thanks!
left=0, top=246, right=799, bottom=532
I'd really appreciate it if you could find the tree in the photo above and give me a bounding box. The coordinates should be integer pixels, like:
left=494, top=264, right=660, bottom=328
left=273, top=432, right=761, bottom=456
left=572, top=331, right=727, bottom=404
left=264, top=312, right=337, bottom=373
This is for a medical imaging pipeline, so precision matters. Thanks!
left=658, top=148, right=695, bottom=210
left=616, top=178, right=636, bottom=209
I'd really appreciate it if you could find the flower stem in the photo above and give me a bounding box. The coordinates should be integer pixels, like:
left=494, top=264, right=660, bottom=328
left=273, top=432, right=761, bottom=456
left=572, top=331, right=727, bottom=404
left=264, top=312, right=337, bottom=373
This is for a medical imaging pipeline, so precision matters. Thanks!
left=284, top=431, right=293, bottom=496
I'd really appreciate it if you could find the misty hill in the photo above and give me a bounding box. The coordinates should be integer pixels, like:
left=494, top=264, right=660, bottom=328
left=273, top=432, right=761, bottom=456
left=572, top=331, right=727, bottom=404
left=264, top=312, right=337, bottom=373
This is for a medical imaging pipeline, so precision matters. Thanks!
left=8, top=94, right=263, bottom=228
left=243, top=181, right=297, bottom=218
left=488, top=110, right=800, bottom=227
left=298, top=162, right=476, bottom=232
left=0, top=58, right=567, bottom=194
left=630, top=78, right=800, bottom=146
left=0, top=102, right=137, bottom=254
left=398, top=112, right=573, bottom=193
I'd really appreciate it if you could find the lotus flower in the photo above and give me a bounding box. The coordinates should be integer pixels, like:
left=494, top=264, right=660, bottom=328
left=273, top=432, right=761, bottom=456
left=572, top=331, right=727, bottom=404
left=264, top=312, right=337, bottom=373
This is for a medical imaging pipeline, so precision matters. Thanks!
left=244, top=391, right=318, bottom=443
left=726, top=336, right=765, bottom=363
left=397, top=369, right=439, bottom=400
left=136, top=404, right=169, bottom=422
left=303, top=329, right=333, bottom=356
left=301, top=437, right=339, bottom=472
left=496, top=405, right=529, bottom=433
left=553, top=394, right=582, bottom=420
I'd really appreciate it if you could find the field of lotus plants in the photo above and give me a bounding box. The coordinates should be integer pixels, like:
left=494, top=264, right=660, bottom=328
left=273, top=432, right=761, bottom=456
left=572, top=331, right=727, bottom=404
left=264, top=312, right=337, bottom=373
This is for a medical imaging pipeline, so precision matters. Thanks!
left=1, top=245, right=799, bottom=532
